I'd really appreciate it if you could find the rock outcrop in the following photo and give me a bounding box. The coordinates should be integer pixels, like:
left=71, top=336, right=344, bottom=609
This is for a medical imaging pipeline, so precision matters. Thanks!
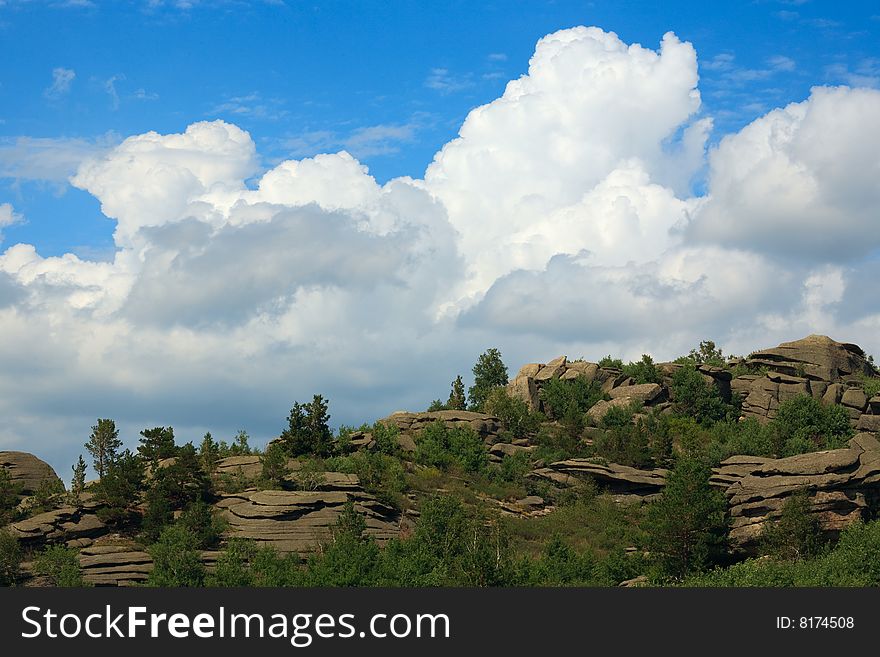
left=531, top=459, right=668, bottom=496
left=216, top=486, right=400, bottom=555
left=723, top=433, right=880, bottom=553
left=7, top=503, right=106, bottom=549
left=0, top=451, right=63, bottom=497
left=380, top=410, right=503, bottom=444
left=78, top=544, right=154, bottom=587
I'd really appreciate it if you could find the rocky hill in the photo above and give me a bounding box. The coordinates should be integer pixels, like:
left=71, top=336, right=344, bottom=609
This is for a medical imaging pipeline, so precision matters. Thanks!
left=2, top=334, right=880, bottom=587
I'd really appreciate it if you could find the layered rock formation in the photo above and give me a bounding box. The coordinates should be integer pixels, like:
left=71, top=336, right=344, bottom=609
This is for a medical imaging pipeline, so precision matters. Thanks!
left=216, top=487, right=400, bottom=555
left=0, top=451, right=62, bottom=498
left=531, top=459, right=668, bottom=496
left=380, top=410, right=503, bottom=444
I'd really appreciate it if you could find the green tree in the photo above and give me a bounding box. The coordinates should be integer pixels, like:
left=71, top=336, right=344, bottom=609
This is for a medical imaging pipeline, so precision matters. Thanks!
left=622, top=354, right=662, bottom=384
left=468, top=348, right=509, bottom=411
left=69, top=455, right=87, bottom=504
left=143, top=443, right=213, bottom=542
left=280, top=394, right=333, bottom=457
left=483, top=388, right=541, bottom=440
left=94, top=449, right=144, bottom=525
left=679, top=340, right=726, bottom=367
left=305, top=502, right=380, bottom=586
left=199, top=432, right=220, bottom=474
left=670, top=364, right=733, bottom=425
left=760, top=492, right=824, bottom=561
left=147, top=523, right=206, bottom=587
left=0, top=468, right=23, bottom=525
left=447, top=375, right=467, bottom=411
left=771, top=395, right=853, bottom=456
left=414, top=421, right=488, bottom=473
left=138, top=426, right=178, bottom=465
left=646, top=456, right=728, bottom=579
left=33, top=545, right=86, bottom=587
left=0, top=529, right=22, bottom=586
left=85, top=418, right=122, bottom=479
left=260, top=441, right=290, bottom=489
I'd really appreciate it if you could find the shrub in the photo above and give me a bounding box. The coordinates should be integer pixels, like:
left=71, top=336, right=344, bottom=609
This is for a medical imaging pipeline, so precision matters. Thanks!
left=593, top=422, right=653, bottom=469
left=676, top=340, right=726, bottom=367
left=147, top=523, right=206, bottom=587
left=0, top=468, right=23, bottom=525
left=540, top=375, right=604, bottom=422
left=598, top=355, right=624, bottom=370
left=177, top=500, right=225, bottom=549
left=494, top=451, right=532, bottom=484
left=415, top=421, right=488, bottom=473
left=0, top=529, right=22, bottom=586
left=328, top=452, right=406, bottom=508
left=291, top=458, right=327, bottom=492
left=771, top=395, right=853, bottom=457
left=670, top=363, right=733, bottom=425
left=858, top=374, right=880, bottom=399
left=483, top=388, right=541, bottom=440
left=304, top=502, right=380, bottom=586
left=622, top=354, right=661, bottom=384
left=375, top=496, right=514, bottom=586
left=33, top=545, right=86, bottom=587
left=760, top=492, right=824, bottom=561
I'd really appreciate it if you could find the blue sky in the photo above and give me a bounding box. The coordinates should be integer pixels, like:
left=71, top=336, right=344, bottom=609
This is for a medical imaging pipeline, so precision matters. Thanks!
left=1, top=1, right=880, bottom=474
left=2, top=0, right=878, bottom=258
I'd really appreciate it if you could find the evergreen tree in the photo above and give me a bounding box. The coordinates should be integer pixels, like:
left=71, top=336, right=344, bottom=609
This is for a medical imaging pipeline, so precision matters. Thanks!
left=199, top=432, right=220, bottom=474
left=85, top=418, right=122, bottom=479
left=94, top=450, right=144, bottom=525
left=260, top=442, right=289, bottom=489
left=138, top=426, right=178, bottom=464
left=69, top=455, right=87, bottom=503
left=447, top=375, right=467, bottom=411
left=647, top=456, right=728, bottom=579
left=280, top=394, right=333, bottom=457
left=0, top=468, right=22, bottom=526
left=468, top=348, right=509, bottom=411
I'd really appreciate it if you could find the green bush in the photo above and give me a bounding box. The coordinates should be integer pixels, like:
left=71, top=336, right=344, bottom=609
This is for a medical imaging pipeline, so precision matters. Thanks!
left=304, top=502, right=380, bottom=586
left=147, top=523, right=206, bottom=587
left=598, top=356, right=624, bottom=370
left=593, top=422, right=653, bottom=469
left=760, top=492, right=824, bottom=561
left=670, top=363, right=734, bottom=425
left=0, top=529, right=22, bottom=586
left=685, top=520, right=880, bottom=587
left=540, top=375, right=604, bottom=421
left=621, top=354, right=661, bottom=384
left=857, top=374, right=880, bottom=399
left=676, top=340, right=726, bottom=367
left=0, top=469, right=23, bottom=526
left=327, top=452, right=406, bottom=508
left=771, top=395, right=853, bottom=457
left=33, top=545, right=87, bottom=587
left=483, top=388, right=542, bottom=440
left=415, top=421, right=488, bottom=473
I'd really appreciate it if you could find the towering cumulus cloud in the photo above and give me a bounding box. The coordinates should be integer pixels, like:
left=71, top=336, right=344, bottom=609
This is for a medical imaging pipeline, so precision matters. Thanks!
left=0, top=27, right=878, bottom=469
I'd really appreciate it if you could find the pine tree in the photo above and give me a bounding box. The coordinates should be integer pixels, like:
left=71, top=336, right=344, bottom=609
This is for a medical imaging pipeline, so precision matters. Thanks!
left=69, top=455, right=87, bottom=503
left=468, top=348, right=509, bottom=411
left=199, top=432, right=220, bottom=474
left=646, top=456, right=728, bottom=579
left=85, top=418, right=122, bottom=479
left=138, top=426, right=177, bottom=464
left=447, top=375, right=467, bottom=410
left=281, top=394, right=333, bottom=457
